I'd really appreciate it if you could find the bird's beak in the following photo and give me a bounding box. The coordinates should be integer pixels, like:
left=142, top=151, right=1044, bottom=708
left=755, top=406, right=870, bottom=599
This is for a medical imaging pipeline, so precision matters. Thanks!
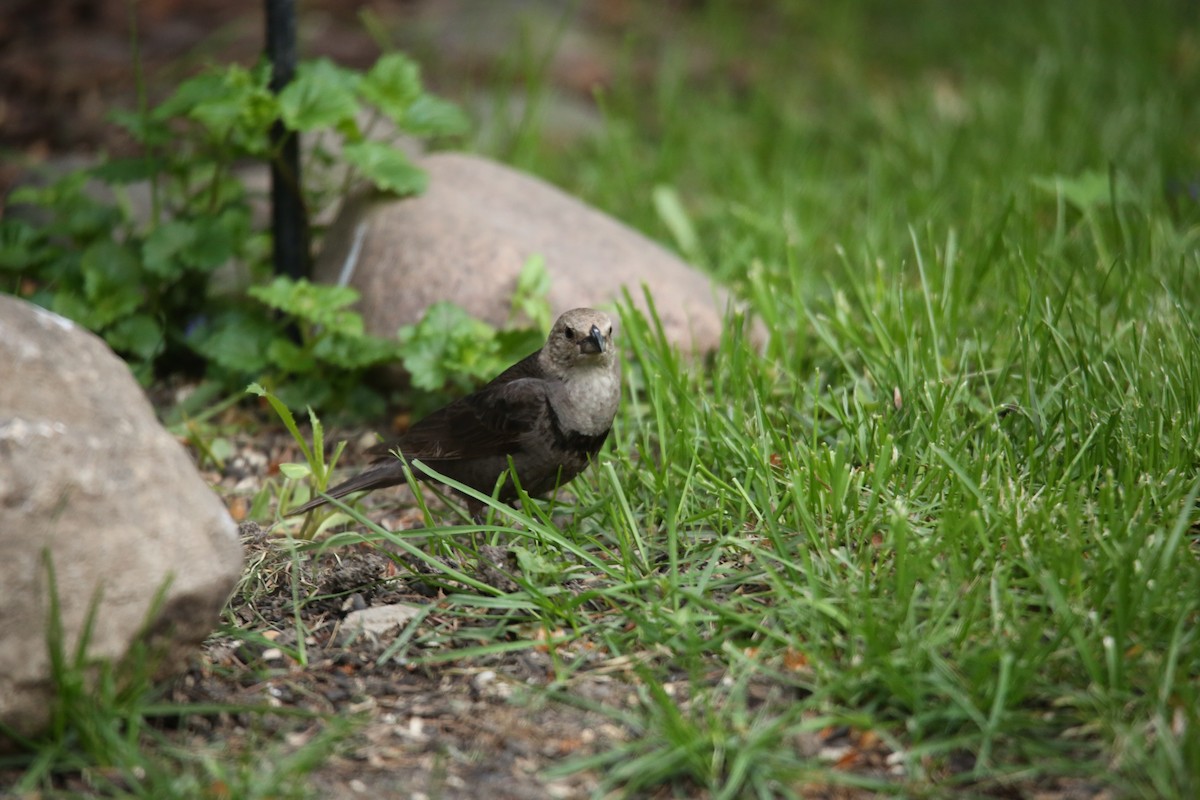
left=581, top=324, right=606, bottom=354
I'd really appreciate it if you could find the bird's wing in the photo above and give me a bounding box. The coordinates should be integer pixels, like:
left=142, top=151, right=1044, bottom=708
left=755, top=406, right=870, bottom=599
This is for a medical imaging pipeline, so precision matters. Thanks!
left=483, top=348, right=544, bottom=385
left=374, top=376, right=550, bottom=461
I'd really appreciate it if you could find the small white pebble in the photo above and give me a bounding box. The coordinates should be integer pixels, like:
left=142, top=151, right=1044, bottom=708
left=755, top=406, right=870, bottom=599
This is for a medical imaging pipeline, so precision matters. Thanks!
left=818, top=745, right=852, bottom=763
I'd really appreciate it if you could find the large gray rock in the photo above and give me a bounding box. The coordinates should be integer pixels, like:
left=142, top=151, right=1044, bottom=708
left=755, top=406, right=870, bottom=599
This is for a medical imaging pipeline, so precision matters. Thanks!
left=315, top=152, right=739, bottom=352
left=0, top=295, right=242, bottom=742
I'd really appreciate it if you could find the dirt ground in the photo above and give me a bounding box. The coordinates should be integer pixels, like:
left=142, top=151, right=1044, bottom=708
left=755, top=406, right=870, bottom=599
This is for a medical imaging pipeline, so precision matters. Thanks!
left=183, top=421, right=888, bottom=799
left=186, top=518, right=633, bottom=800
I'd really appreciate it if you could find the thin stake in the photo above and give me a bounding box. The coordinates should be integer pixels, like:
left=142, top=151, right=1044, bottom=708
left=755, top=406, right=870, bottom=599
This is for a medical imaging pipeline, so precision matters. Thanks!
left=265, top=0, right=310, bottom=279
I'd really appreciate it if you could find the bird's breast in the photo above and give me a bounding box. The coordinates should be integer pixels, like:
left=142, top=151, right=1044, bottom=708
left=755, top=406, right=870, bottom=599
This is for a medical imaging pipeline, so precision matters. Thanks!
left=550, top=366, right=620, bottom=437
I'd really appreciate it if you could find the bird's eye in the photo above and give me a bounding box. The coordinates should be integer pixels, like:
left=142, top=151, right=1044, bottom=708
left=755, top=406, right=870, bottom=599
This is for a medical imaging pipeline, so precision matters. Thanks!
left=607, top=326, right=614, bottom=337
left=564, top=326, right=576, bottom=339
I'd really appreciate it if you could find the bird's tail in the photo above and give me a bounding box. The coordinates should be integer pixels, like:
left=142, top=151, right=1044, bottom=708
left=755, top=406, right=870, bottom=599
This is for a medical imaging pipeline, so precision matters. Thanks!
left=285, top=461, right=404, bottom=516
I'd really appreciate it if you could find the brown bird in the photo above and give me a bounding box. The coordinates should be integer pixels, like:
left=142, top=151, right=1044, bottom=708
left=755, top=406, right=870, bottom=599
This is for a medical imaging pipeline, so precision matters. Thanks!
left=289, top=308, right=621, bottom=518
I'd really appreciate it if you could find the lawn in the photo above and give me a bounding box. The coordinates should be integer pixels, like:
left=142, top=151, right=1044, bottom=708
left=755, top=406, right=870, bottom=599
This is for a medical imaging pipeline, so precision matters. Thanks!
left=5, top=0, right=1199, bottom=797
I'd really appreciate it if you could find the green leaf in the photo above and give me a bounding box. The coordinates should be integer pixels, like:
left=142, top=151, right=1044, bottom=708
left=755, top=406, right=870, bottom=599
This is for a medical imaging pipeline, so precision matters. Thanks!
left=158, top=65, right=277, bottom=153
left=155, top=72, right=228, bottom=119
left=279, top=59, right=361, bottom=132
left=142, top=213, right=244, bottom=279
left=272, top=376, right=333, bottom=416
left=49, top=291, right=103, bottom=330
left=652, top=184, right=700, bottom=261
left=183, top=209, right=249, bottom=271
left=18, top=173, right=124, bottom=240
left=509, top=255, right=553, bottom=331
left=358, top=53, right=422, bottom=124
left=108, top=109, right=173, bottom=147
left=342, top=141, right=427, bottom=195
left=401, top=94, right=469, bottom=137
left=494, top=326, right=545, bottom=365
left=397, top=302, right=499, bottom=391
left=89, top=157, right=166, bottom=185
left=512, top=545, right=557, bottom=580
left=188, top=311, right=278, bottom=374
left=0, top=219, right=49, bottom=270
left=142, top=220, right=196, bottom=279
left=248, top=277, right=362, bottom=332
left=80, top=241, right=144, bottom=326
left=266, top=337, right=318, bottom=373
left=312, top=332, right=403, bottom=369
left=106, top=314, right=164, bottom=361
left=278, top=462, right=312, bottom=480
left=247, top=383, right=316, bottom=466
left=9, top=171, right=86, bottom=209
left=1031, top=170, right=1120, bottom=213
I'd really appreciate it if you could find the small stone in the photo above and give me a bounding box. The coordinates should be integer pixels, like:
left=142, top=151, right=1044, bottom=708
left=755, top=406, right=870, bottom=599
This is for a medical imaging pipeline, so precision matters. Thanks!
left=342, top=603, right=423, bottom=640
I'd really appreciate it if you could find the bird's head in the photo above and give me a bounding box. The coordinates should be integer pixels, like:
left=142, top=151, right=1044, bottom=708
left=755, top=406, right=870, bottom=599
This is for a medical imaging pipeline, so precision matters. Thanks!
left=541, top=307, right=617, bottom=376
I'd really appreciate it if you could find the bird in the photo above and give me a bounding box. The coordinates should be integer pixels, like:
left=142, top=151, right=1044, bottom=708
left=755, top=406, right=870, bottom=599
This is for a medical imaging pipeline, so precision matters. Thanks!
left=288, top=307, right=621, bottom=519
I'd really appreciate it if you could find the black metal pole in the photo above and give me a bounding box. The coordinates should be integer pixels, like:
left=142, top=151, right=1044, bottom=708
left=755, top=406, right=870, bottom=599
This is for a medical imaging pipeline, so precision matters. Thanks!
left=265, top=0, right=309, bottom=279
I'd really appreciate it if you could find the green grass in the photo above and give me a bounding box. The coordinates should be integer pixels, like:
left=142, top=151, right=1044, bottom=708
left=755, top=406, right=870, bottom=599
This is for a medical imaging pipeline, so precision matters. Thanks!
left=405, top=0, right=1200, bottom=795
left=9, top=0, right=1200, bottom=796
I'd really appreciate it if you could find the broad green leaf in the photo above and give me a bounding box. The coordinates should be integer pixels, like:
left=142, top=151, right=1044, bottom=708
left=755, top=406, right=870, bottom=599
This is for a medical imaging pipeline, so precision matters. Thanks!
left=401, top=94, right=469, bottom=137
left=49, top=291, right=103, bottom=330
left=156, top=66, right=276, bottom=154
left=512, top=545, right=557, bottom=580
left=312, top=332, right=403, bottom=369
left=510, top=256, right=552, bottom=331
left=0, top=219, right=49, bottom=270
left=80, top=240, right=144, bottom=326
left=20, top=174, right=124, bottom=239
left=1031, top=170, right=1125, bottom=213
left=89, top=156, right=167, bottom=185
left=155, top=72, right=231, bottom=119
left=397, top=301, right=499, bottom=391
left=106, top=314, right=164, bottom=361
left=279, top=463, right=312, bottom=480
left=142, top=220, right=196, bottom=279
left=267, top=337, right=318, bottom=373
left=108, top=109, right=173, bottom=147
left=271, top=376, right=333, bottom=415
left=358, top=53, right=422, bottom=123
left=9, top=171, right=88, bottom=209
left=189, top=311, right=277, bottom=374
left=279, top=59, right=361, bottom=132
left=248, top=277, right=362, bottom=331
left=494, top=326, right=545, bottom=364
left=183, top=209, right=249, bottom=271
left=342, top=141, right=427, bottom=195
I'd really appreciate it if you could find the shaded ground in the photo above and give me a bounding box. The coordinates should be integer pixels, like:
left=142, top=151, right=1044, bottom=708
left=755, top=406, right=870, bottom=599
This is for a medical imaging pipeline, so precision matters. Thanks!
left=176, top=417, right=892, bottom=799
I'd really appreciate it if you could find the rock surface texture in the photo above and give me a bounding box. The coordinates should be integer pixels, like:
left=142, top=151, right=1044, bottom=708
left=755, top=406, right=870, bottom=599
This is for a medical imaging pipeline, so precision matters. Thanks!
left=0, top=295, right=242, bottom=742
left=315, top=152, right=739, bottom=352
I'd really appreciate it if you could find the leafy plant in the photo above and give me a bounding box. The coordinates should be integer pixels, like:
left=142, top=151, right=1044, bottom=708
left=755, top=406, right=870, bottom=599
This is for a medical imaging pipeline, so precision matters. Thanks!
left=247, top=381, right=350, bottom=537
left=0, top=53, right=467, bottom=415
left=259, top=259, right=555, bottom=526
left=396, top=257, right=552, bottom=400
